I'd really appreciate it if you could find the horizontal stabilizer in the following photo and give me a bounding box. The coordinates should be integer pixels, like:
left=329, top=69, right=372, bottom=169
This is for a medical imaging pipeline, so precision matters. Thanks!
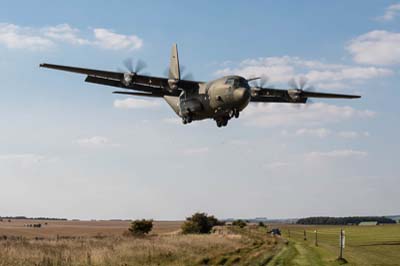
left=113, top=91, right=162, bottom=97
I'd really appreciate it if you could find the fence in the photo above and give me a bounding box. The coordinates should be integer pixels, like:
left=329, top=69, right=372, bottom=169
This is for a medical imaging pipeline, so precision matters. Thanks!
left=280, top=224, right=400, bottom=260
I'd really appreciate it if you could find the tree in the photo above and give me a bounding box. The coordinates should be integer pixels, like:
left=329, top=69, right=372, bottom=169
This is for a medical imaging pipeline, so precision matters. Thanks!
left=296, top=216, right=396, bottom=225
left=128, top=219, right=153, bottom=235
left=181, top=212, right=222, bottom=234
left=232, top=219, right=247, bottom=228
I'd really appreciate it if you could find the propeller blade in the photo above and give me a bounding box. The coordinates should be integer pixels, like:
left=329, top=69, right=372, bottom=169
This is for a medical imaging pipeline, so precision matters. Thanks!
left=182, top=73, right=194, bottom=80
left=247, top=77, right=261, bottom=82
left=135, top=59, right=147, bottom=73
left=123, top=58, right=134, bottom=72
left=180, top=65, right=186, bottom=74
left=288, top=78, right=298, bottom=89
left=299, top=76, right=308, bottom=90
left=259, top=75, right=269, bottom=88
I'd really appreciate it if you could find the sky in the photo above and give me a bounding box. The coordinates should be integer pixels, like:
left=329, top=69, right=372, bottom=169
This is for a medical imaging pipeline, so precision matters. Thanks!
left=0, top=0, right=399, bottom=220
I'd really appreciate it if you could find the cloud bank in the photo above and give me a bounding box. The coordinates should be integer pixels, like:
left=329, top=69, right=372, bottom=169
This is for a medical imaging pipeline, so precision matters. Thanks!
left=0, top=23, right=143, bottom=51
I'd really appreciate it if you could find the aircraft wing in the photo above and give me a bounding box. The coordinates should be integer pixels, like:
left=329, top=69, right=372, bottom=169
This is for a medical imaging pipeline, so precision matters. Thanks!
left=40, top=63, right=201, bottom=97
left=250, top=87, right=361, bottom=103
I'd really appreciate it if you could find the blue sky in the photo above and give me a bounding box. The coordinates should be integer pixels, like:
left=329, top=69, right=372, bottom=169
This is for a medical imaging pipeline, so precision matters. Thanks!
left=0, top=0, right=399, bottom=220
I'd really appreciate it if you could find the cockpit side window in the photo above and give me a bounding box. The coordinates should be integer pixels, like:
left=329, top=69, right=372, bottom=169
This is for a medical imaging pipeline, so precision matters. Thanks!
left=226, top=78, right=235, bottom=86
left=239, top=78, right=250, bottom=89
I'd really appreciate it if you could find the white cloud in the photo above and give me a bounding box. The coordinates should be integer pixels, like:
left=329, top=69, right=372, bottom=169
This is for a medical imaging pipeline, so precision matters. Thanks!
left=0, top=23, right=54, bottom=50
left=306, top=149, right=368, bottom=159
left=338, top=131, right=357, bottom=139
left=284, top=128, right=370, bottom=139
left=216, top=55, right=392, bottom=90
left=93, top=28, right=143, bottom=50
left=0, top=153, right=44, bottom=163
left=43, top=24, right=90, bottom=45
left=0, top=153, right=54, bottom=167
left=264, top=161, right=289, bottom=169
left=162, top=117, right=182, bottom=125
left=182, top=147, right=210, bottom=155
left=75, top=136, right=120, bottom=148
left=113, top=98, right=161, bottom=109
left=347, top=31, right=400, bottom=65
left=295, top=128, right=331, bottom=138
left=76, top=136, right=110, bottom=146
left=0, top=23, right=143, bottom=51
left=242, top=102, right=375, bottom=128
left=306, top=67, right=392, bottom=83
left=377, top=3, right=400, bottom=21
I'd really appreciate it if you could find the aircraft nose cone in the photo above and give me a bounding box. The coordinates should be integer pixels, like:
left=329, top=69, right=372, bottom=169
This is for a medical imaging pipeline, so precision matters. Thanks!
left=233, top=87, right=250, bottom=102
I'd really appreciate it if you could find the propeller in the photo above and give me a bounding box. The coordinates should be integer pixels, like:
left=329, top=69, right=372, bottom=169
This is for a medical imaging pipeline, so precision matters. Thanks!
left=288, top=76, right=314, bottom=91
left=288, top=76, right=315, bottom=105
left=121, top=58, right=147, bottom=74
left=249, top=75, right=271, bottom=88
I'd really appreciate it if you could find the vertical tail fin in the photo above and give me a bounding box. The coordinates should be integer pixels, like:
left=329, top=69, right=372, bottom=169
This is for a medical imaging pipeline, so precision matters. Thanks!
left=168, top=43, right=180, bottom=80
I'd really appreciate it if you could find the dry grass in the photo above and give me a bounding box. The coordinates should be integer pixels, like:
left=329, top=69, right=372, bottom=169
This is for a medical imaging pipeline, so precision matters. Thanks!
left=0, top=219, right=183, bottom=238
left=0, top=234, right=246, bottom=266
left=0, top=220, right=282, bottom=266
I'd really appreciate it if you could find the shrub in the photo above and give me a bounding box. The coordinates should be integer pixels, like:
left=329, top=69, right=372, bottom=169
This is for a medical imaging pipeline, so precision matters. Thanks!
left=181, top=212, right=222, bottom=234
left=128, top=219, right=153, bottom=235
left=232, top=219, right=247, bottom=228
left=258, top=221, right=266, bottom=227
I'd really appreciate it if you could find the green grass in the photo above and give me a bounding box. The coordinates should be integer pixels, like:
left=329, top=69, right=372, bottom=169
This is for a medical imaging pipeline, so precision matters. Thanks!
left=277, top=224, right=400, bottom=266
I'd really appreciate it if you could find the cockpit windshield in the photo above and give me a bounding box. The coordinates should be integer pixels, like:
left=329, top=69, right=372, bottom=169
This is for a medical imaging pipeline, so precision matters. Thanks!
left=226, top=77, right=249, bottom=88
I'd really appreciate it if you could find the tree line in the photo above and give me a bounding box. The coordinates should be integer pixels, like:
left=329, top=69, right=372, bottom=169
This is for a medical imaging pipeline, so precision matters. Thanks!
left=0, top=216, right=67, bottom=220
left=296, top=216, right=396, bottom=225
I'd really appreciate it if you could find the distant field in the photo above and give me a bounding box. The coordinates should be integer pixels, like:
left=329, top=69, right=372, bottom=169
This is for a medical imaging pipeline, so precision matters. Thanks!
left=272, top=224, right=400, bottom=266
left=0, top=219, right=183, bottom=238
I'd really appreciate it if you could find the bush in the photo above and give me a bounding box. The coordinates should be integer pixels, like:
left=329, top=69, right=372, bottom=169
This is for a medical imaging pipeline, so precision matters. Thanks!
left=232, top=219, right=247, bottom=228
left=258, top=221, right=266, bottom=227
left=128, top=219, right=153, bottom=235
left=181, top=212, right=222, bottom=234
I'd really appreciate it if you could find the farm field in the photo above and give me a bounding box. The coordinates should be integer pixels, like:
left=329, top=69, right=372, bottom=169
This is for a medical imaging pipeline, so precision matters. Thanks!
left=0, top=219, right=183, bottom=238
left=273, top=224, right=400, bottom=266
left=1, top=219, right=400, bottom=265
left=0, top=220, right=282, bottom=266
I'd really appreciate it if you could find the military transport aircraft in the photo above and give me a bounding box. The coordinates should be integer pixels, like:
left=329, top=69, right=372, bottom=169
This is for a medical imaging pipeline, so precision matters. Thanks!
left=40, top=44, right=360, bottom=127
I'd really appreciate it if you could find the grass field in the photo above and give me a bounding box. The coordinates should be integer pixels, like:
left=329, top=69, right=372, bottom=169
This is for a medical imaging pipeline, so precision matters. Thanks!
left=1, top=220, right=399, bottom=265
left=273, top=224, right=400, bottom=266
left=0, top=220, right=282, bottom=266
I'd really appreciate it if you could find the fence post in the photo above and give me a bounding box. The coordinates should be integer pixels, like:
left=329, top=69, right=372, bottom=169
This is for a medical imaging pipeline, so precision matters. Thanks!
left=288, top=229, right=291, bottom=238
left=315, top=230, right=318, bottom=246
left=304, top=229, right=307, bottom=241
left=339, top=228, right=344, bottom=259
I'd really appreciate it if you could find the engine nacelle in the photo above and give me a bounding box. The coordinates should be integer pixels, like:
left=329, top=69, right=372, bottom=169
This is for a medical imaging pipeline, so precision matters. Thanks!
left=288, top=89, right=302, bottom=101
left=123, top=72, right=134, bottom=86
left=168, top=79, right=178, bottom=90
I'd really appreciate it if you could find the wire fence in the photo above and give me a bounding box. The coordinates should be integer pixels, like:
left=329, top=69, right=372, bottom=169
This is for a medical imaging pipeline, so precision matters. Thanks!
left=280, top=224, right=400, bottom=248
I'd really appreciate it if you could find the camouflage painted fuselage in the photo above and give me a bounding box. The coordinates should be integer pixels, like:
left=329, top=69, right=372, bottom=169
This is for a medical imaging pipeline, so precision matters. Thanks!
left=164, top=75, right=251, bottom=121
